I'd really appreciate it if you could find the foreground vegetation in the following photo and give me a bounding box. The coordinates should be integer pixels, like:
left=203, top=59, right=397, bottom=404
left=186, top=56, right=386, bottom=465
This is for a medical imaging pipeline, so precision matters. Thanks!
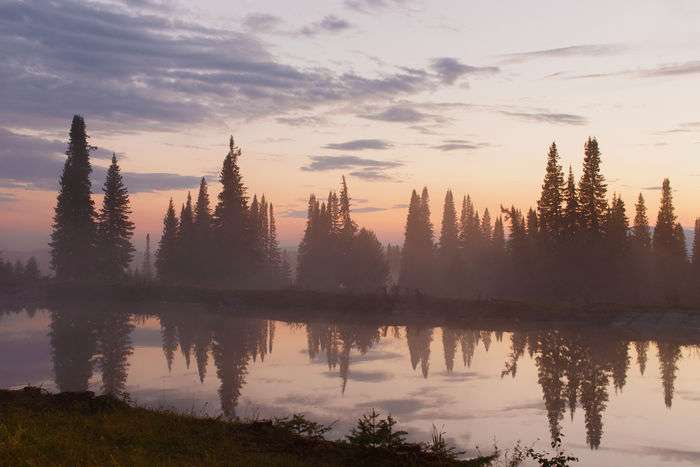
left=0, top=387, right=499, bottom=466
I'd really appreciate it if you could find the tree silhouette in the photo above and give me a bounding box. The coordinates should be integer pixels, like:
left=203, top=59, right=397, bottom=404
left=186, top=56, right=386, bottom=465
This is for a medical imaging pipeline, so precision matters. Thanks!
left=213, top=137, right=250, bottom=285
left=155, top=199, right=179, bottom=283
left=142, top=233, right=153, bottom=281
left=399, top=189, right=434, bottom=291
left=193, top=178, right=213, bottom=282
left=538, top=142, right=565, bottom=243
left=50, top=115, right=97, bottom=280
left=577, top=137, right=607, bottom=239
left=96, top=154, right=135, bottom=280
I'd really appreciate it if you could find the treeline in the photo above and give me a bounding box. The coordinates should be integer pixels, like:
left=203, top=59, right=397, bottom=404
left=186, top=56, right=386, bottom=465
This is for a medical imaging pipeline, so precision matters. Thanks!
left=399, top=138, right=700, bottom=305
left=0, top=256, right=41, bottom=285
left=296, top=177, right=389, bottom=292
left=47, top=115, right=291, bottom=288
left=153, top=138, right=291, bottom=288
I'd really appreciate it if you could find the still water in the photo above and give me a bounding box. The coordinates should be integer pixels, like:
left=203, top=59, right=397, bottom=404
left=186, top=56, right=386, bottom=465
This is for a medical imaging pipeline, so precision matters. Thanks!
left=1, top=305, right=699, bottom=466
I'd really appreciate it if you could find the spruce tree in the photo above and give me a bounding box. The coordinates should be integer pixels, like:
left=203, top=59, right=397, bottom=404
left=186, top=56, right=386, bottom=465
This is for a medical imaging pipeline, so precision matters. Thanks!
left=399, top=190, right=428, bottom=289
left=562, top=166, right=579, bottom=240
left=537, top=142, right=565, bottom=242
left=142, top=233, right=153, bottom=281
left=347, top=228, right=389, bottom=292
left=481, top=208, right=492, bottom=243
left=213, top=137, right=250, bottom=284
left=604, top=195, right=630, bottom=295
left=268, top=203, right=282, bottom=283
left=493, top=216, right=506, bottom=254
left=631, top=194, right=651, bottom=251
left=653, top=178, right=683, bottom=302
left=193, top=177, right=212, bottom=282
left=297, top=194, right=321, bottom=287
left=24, top=257, right=40, bottom=281
left=50, top=115, right=97, bottom=280
left=438, top=190, right=459, bottom=258
left=692, top=219, right=700, bottom=279
left=577, top=137, right=607, bottom=238
left=653, top=179, right=676, bottom=257
left=96, top=154, right=135, bottom=280
left=438, top=190, right=459, bottom=294
left=155, top=199, right=179, bottom=283
left=260, top=195, right=270, bottom=262
left=176, top=192, right=195, bottom=281
left=339, top=176, right=357, bottom=241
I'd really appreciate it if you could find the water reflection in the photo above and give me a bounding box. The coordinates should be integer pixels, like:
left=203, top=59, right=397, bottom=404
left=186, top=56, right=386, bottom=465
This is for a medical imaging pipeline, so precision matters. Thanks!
left=2, top=305, right=698, bottom=459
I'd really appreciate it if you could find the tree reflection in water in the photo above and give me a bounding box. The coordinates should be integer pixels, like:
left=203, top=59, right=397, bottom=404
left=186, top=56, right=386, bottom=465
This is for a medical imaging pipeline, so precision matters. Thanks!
left=41, top=307, right=696, bottom=450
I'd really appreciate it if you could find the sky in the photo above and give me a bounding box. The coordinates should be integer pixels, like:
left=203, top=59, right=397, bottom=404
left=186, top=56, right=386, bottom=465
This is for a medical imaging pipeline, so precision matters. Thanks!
left=2, top=0, right=700, bottom=252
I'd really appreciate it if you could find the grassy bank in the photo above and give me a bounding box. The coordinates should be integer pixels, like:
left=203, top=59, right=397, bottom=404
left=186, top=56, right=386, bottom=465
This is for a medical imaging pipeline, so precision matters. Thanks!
left=0, top=387, right=495, bottom=466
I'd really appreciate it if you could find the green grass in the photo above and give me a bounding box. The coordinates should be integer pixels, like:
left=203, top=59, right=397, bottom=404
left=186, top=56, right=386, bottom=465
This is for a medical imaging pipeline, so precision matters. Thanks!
left=0, top=387, right=496, bottom=467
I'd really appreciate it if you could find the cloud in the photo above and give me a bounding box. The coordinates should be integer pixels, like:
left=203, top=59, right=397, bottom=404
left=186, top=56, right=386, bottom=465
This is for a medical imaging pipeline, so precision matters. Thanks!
left=0, top=192, right=17, bottom=203
left=499, top=44, right=626, bottom=64
left=391, top=203, right=409, bottom=209
left=344, top=0, right=414, bottom=13
left=654, top=122, right=700, bottom=135
left=642, top=186, right=662, bottom=191
left=360, top=106, right=433, bottom=123
left=430, top=57, right=499, bottom=84
left=433, top=139, right=489, bottom=152
left=282, top=209, right=308, bottom=218
left=500, top=111, right=588, bottom=125
left=275, top=115, right=328, bottom=127
left=353, top=206, right=388, bottom=213
left=0, top=0, right=437, bottom=133
left=301, top=155, right=402, bottom=172
left=638, top=61, right=700, bottom=78
left=243, top=13, right=283, bottom=33
left=300, top=15, right=352, bottom=36
left=0, top=128, right=200, bottom=193
left=323, top=139, right=393, bottom=150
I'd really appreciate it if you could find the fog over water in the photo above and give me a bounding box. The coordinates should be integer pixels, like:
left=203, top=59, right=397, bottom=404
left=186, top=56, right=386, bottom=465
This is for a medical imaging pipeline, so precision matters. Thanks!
left=1, top=304, right=699, bottom=466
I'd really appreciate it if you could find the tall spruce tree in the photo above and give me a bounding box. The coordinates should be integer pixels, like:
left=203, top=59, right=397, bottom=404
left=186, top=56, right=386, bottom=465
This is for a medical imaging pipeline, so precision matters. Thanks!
left=268, top=203, right=282, bottom=282
left=439, top=190, right=459, bottom=258
left=213, top=137, right=250, bottom=284
left=562, top=166, right=579, bottom=241
left=155, top=199, right=179, bottom=283
left=692, top=218, right=700, bottom=279
left=142, top=233, right=153, bottom=281
left=653, top=178, right=684, bottom=302
left=653, top=179, right=676, bottom=257
left=481, top=208, right=492, bottom=243
left=96, top=154, right=135, bottom=280
left=399, top=189, right=433, bottom=290
left=438, top=190, right=459, bottom=294
left=632, top=194, right=651, bottom=251
left=537, top=142, right=565, bottom=242
left=577, top=137, right=607, bottom=238
left=493, top=216, right=506, bottom=254
left=50, top=115, right=97, bottom=280
left=176, top=192, right=195, bottom=281
left=193, top=177, right=212, bottom=282
left=339, top=176, right=357, bottom=241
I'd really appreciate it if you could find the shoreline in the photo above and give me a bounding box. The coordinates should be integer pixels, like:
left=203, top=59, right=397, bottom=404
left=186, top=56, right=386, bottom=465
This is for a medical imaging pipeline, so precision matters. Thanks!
left=2, top=282, right=700, bottom=343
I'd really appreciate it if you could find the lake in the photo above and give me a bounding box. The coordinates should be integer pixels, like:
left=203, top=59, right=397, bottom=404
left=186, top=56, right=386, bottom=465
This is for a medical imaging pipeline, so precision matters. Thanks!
left=1, top=303, right=699, bottom=466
